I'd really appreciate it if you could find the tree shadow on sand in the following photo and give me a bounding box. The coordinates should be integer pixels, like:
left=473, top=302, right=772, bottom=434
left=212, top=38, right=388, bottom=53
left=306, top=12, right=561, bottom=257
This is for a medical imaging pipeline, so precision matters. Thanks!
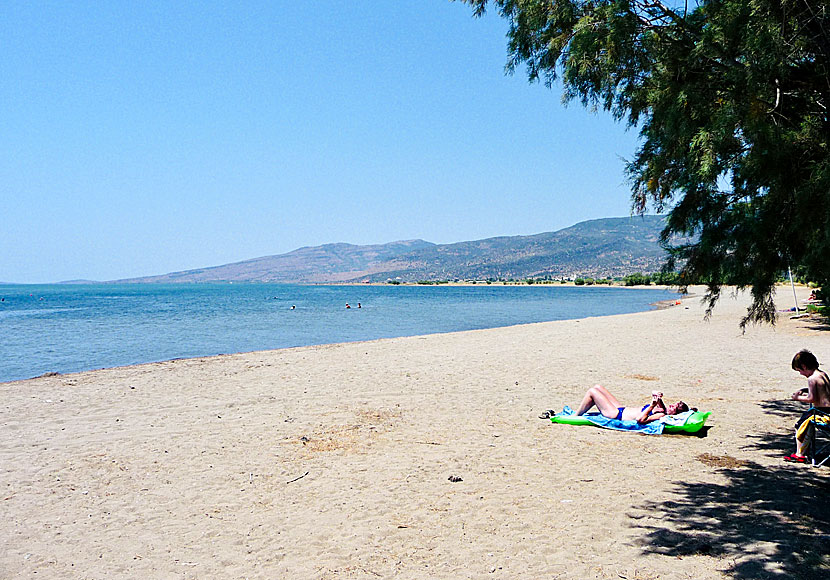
left=757, top=399, right=804, bottom=420
left=797, top=315, right=830, bottom=331
left=631, top=424, right=830, bottom=578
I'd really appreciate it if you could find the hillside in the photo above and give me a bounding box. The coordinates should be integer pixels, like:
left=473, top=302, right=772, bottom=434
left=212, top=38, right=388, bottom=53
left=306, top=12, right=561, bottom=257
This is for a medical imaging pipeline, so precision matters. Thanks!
left=117, top=240, right=436, bottom=283
left=118, top=215, right=676, bottom=283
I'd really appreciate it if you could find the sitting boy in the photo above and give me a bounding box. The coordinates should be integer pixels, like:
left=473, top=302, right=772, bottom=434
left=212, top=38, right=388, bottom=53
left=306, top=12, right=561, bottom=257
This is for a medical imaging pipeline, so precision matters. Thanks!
left=784, top=349, right=830, bottom=463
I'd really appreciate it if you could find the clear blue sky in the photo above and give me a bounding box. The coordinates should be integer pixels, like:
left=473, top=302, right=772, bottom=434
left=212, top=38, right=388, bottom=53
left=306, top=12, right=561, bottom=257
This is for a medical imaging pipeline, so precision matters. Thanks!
left=3, top=1, right=642, bottom=283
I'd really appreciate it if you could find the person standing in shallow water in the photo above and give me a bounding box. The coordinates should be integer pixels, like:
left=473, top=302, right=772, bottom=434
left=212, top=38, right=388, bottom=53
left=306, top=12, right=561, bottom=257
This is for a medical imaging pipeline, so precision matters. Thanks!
left=785, top=349, right=830, bottom=463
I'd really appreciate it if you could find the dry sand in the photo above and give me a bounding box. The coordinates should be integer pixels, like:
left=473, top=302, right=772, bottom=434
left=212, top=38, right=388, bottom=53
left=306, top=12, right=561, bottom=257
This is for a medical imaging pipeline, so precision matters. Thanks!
left=2, top=286, right=829, bottom=579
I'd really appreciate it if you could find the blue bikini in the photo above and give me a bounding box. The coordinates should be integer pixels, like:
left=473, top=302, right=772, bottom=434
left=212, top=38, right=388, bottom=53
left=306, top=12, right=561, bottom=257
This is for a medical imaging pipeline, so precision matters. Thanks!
left=616, top=404, right=651, bottom=420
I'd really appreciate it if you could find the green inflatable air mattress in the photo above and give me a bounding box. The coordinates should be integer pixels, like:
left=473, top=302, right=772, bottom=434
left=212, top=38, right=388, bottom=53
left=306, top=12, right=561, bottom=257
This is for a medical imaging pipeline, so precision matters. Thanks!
left=551, top=410, right=711, bottom=433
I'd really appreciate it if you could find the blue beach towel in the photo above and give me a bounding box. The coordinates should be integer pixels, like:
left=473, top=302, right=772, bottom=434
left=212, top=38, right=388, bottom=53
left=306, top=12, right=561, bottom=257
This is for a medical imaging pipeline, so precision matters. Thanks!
left=558, top=406, right=665, bottom=435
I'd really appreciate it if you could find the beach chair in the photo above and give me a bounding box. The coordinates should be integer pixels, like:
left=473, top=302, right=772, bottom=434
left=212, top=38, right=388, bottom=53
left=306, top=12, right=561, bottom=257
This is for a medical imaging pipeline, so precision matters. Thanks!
left=806, top=407, right=830, bottom=467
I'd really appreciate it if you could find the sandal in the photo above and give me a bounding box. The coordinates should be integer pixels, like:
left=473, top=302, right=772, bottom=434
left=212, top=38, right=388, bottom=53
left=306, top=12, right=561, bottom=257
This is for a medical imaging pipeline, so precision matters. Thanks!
left=538, top=410, right=555, bottom=419
left=783, top=453, right=807, bottom=463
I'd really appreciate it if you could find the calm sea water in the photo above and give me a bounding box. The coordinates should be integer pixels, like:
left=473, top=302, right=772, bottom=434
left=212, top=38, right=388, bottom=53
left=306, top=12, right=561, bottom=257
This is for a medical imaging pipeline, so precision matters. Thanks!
left=0, top=283, right=677, bottom=383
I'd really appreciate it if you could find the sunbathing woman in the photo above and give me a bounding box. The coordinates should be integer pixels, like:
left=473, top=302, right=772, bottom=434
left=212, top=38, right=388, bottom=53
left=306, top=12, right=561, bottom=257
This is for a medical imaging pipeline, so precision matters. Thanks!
left=574, top=384, right=689, bottom=423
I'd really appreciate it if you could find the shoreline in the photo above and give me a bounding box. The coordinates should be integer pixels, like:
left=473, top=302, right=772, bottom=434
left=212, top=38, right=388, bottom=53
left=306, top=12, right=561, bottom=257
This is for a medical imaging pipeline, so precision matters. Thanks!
left=2, top=286, right=829, bottom=578
left=1, top=284, right=680, bottom=385
left=4, top=307, right=680, bottom=387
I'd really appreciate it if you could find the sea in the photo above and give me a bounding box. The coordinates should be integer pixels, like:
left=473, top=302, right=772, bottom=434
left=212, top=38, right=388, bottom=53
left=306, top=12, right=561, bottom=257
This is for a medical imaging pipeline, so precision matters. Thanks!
left=0, top=283, right=678, bottom=383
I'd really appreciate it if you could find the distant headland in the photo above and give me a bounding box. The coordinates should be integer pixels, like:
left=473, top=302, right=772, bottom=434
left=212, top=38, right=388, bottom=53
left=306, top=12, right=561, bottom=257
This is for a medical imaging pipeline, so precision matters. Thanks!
left=111, top=215, right=683, bottom=284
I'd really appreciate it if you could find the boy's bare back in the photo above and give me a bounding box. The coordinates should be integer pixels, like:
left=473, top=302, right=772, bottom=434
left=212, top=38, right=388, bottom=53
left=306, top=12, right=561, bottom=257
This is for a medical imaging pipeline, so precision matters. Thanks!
left=808, top=369, right=830, bottom=408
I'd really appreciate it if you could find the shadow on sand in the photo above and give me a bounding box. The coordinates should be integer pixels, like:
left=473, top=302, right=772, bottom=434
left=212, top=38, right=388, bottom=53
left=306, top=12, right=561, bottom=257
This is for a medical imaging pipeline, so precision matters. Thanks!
left=758, top=399, right=805, bottom=419
left=798, top=312, right=830, bottom=331
left=631, top=407, right=830, bottom=579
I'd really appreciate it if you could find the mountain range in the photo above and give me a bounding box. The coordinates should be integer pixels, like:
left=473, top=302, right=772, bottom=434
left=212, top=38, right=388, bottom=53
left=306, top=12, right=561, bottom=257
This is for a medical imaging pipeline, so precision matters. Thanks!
left=117, top=215, right=677, bottom=284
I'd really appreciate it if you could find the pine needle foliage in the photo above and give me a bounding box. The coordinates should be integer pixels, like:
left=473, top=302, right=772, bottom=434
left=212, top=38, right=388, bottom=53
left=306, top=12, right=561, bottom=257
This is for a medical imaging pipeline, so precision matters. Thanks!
left=462, top=0, right=830, bottom=327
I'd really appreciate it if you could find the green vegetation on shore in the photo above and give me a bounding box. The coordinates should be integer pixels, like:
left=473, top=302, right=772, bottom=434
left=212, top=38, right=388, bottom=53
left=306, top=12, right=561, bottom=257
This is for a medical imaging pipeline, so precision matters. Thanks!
left=387, top=271, right=682, bottom=287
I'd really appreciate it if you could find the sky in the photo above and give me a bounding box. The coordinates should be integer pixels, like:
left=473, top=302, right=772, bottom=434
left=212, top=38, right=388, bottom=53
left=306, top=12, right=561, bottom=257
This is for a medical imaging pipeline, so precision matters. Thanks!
left=2, top=1, right=643, bottom=283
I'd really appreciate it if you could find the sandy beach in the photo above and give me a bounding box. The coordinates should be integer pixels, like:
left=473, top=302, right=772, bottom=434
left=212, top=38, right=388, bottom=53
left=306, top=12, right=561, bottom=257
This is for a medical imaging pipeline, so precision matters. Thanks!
left=2, top=286, right=829, bottom=579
